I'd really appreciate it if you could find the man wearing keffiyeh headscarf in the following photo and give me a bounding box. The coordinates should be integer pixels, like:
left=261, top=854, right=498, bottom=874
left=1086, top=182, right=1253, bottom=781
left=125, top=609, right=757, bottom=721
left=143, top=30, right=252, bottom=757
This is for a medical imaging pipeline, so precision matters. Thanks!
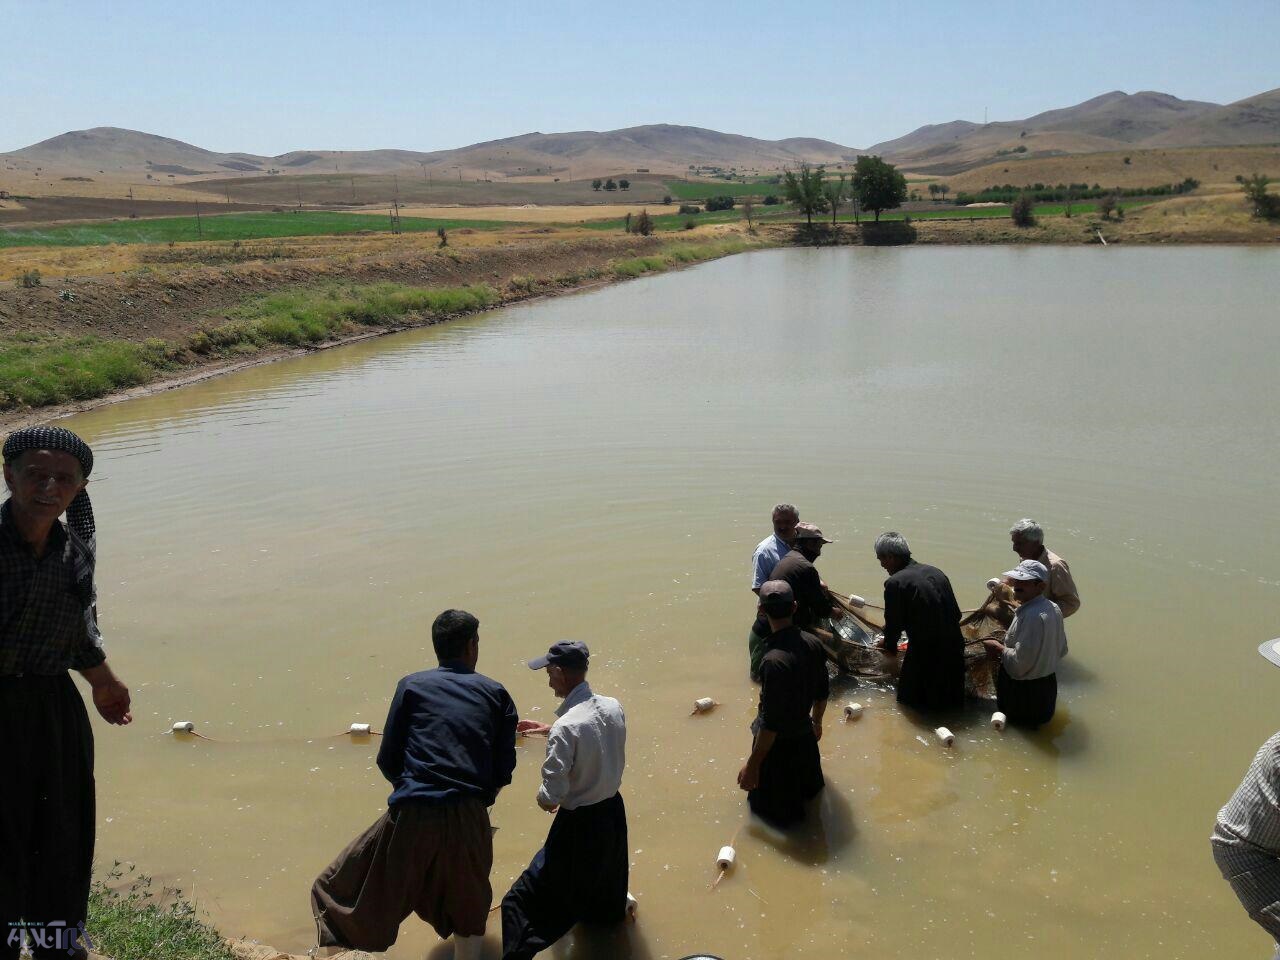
left=1, top=425, right=131, bottom=960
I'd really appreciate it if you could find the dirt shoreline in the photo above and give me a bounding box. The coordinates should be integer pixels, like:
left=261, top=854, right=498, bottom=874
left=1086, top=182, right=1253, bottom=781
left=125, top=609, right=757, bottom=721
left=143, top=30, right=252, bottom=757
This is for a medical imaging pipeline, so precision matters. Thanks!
left=3, top=205, right=1277, bottom=431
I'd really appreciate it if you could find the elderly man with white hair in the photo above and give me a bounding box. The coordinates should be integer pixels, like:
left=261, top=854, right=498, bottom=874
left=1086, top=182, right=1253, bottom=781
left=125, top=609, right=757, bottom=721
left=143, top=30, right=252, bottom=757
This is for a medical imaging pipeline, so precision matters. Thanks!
left=1009, top=518, right=1081, bottom=618
left=875, top=531, right=966, bottom=714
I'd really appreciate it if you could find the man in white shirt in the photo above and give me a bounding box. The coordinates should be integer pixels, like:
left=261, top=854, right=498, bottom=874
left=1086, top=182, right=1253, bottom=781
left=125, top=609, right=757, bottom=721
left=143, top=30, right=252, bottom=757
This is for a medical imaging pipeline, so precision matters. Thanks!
left=748, top=503, right=799, bottom=677
left=502, top=641, right=627, bottom=960
left=1212, top=640, right=1280, bottom=958
left=983, top=560, right=1068, bottom=727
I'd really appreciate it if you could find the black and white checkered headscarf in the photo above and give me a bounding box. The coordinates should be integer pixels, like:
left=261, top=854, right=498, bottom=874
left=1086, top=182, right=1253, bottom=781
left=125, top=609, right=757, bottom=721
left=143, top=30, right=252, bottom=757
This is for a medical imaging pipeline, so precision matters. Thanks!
left=3, top=425, right=97, bottom=593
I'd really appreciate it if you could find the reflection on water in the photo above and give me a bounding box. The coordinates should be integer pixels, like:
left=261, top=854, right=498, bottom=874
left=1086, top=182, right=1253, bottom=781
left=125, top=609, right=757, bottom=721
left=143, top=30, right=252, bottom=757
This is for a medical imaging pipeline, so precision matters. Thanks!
left=59, top=247, right=1280, bottom=958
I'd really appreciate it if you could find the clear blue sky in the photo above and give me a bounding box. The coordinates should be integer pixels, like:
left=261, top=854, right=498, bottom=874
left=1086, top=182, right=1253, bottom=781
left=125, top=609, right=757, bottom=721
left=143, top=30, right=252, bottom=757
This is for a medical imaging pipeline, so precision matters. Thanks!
left=4, top=0, right=1277, bottom=154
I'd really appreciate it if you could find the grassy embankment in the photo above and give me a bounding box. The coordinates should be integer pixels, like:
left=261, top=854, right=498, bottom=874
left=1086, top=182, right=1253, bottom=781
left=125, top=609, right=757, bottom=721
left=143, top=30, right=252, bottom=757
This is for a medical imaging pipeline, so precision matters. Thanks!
left=0, top=237, right=755, bottom=411
left=88, top=864, right=234, bottom=960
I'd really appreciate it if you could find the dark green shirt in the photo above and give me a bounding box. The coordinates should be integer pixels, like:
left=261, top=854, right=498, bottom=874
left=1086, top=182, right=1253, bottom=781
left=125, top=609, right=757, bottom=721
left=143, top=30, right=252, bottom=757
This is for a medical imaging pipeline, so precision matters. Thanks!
left=0, top=499, right=105, bottom=676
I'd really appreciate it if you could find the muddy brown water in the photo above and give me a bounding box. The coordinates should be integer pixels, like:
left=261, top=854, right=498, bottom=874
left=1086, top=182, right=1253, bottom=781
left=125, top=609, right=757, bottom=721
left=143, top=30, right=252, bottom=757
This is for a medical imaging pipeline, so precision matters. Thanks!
left=56, top=247, right=1280, bottom=958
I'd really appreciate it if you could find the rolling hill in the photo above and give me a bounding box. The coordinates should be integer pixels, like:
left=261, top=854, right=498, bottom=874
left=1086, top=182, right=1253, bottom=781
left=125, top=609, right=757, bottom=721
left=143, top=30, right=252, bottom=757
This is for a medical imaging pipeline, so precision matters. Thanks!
left=865, top=89, right=1280, bottom=174
left=1, top=124, right=861, bottom=183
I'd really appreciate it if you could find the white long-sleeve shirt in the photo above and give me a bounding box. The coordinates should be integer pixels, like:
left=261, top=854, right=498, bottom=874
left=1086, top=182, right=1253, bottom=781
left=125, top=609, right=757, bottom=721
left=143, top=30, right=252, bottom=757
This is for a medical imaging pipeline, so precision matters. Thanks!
left=538, top=681, right=626, bottom=811
left=1001, top=595, right=1068, bottom=680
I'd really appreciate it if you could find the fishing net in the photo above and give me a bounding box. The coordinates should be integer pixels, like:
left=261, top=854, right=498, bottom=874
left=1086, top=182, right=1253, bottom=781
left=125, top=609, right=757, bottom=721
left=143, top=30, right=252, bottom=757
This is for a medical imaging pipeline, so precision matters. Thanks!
left=817, top=585, right=1020, bottom=702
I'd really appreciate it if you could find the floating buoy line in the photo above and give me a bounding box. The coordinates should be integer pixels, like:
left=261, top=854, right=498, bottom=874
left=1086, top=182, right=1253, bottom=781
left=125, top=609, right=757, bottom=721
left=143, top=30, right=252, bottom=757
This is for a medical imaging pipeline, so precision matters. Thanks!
left=166, top=721, right=381, bottom=743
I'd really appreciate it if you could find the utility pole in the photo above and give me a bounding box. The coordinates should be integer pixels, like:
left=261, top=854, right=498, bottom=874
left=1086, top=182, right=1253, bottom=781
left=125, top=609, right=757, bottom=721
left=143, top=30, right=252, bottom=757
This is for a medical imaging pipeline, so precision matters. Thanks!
left=127, top=187, right=137, bottom=218
left=225, top=183, right=231, bottom=204
left=296, top=183, right=302, bottom=210
left=195, top=198, right=203, bottom=239
left=350, top=177, right=356, bottom=203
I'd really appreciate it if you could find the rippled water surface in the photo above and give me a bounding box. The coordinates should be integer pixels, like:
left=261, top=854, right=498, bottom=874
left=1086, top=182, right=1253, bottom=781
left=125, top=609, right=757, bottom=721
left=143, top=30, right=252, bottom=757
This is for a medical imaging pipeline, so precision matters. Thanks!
left=62, top=246, right=1280, bottom=958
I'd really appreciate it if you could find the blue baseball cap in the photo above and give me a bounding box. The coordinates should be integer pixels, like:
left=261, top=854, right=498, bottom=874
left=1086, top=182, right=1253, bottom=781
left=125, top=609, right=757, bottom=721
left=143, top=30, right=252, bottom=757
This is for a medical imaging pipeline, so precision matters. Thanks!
left=528, top=640, right=590, bottom=670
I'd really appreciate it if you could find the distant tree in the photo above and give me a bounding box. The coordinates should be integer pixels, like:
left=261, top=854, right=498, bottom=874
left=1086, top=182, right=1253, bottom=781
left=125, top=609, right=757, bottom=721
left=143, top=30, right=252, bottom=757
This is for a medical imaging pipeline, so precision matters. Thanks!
left=592, top=179, right=602, bottom=191
left=928, top=183, right=940, bottom=202
left=762, top=194, right=780, bottom=206
left=437, top=227, right=448, bottom=247
left=1242, top=173, right=1280, bottom=219
left=782, top=162, right=827, bottom=227
left=605, top=178, right=618, bottom=191
left=741, top=195, right=756, bottom=232
left=635, top=209, right=654, bottom=236
left=678, top=203, right=700, bottom=215
left=623, top=212, right=632, bottom=233
left=1010, top=194, right=1035, bottom=227
left=619, top=178, right=630, bottom=190
left=1063, top=189, right=1075, bottom=218
left=938, top=183, right=950, bottom=202
left=851, top=155, right=908, bottom=222
left=1098, top=193, right=1118, bottom=220
left=683, top=218, right=697, bottom=230
left=822, top=175, right=846, bottom=227
left=705, top=195, right=735, bottom=212
left=1123, top=156, right=1131, bottom=165
left=662, top=194, right=673, bottom=205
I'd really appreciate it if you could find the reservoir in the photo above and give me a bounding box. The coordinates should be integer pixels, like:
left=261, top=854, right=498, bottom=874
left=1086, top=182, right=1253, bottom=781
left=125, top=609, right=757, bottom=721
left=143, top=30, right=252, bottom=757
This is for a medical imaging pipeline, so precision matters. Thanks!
left=64, top=246, right=1280, bottom=958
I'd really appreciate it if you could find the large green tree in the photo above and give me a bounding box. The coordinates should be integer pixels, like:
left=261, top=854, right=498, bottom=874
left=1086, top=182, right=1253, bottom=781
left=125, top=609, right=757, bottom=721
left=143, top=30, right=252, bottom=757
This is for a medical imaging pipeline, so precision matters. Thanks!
left=782, top=162, right=827, bottom=227
left=822, top=175, right=847, bottom=227
left=852, top=155, right=908, bottom=222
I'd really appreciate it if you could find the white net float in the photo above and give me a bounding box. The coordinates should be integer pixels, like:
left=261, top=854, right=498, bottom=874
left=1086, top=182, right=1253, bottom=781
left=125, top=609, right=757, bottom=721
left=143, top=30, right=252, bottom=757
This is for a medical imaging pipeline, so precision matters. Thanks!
left=716, top=845, right=736, bottom=869
left=349, top=723, right=372, bottom=735
left=934, top=726, right=955, bottom=747
left=171, top=721, right=195, bottom=733
left=692, top=697, right=717, bottom=714
left=986, top=578, right=1001, bottom=591
left=843, top=702, right=864, bottom=720
left=990, top=712, right=1007, bottom=731
left=625, top=891, right=638, bottom=918
left=846, top=594, right=866, bottom=608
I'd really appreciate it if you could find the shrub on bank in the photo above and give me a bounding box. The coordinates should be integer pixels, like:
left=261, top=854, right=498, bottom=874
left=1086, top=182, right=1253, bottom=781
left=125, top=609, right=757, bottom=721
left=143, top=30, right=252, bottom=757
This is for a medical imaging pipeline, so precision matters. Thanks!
left=88, top=863, right=233, bottom=960
left=203, top=282, right=500, bottom=351
left=0, top=333, right=173, bottom=409
left=1011, top=194, right=1035, bottom=227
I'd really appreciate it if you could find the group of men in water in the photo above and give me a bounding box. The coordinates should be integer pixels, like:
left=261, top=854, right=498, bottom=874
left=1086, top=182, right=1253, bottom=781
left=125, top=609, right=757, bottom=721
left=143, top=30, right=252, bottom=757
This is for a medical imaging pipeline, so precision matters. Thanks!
left=740, top=503, right=1078, bottom=828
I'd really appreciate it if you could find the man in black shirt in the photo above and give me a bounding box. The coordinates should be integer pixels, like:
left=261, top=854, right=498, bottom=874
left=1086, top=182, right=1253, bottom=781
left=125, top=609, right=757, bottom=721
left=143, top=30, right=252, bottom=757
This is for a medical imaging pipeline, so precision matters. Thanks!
left=312, top=609, right=518, bottom=960
left=875, top=531, right=965, bottom=713
left=738, top=581, right=829, bottom=827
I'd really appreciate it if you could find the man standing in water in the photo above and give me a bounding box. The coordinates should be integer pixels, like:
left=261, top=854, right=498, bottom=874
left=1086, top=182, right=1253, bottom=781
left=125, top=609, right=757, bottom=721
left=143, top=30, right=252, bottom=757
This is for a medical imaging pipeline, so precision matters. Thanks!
left=749, top=521, right=840, bottom=677
left=1, top=426, right=132, bottom=960
left=982, top=560, right=1068, bottom=727
left=875, top=531, right=966, bottom=714
left=311, top=609, right=517, bottom=960
left=502, top=641, right=628, bottom=960
left=747, top=503, right=799, bottom=677
left=1212, top=640, right=1280, bottom=958
left=1009, top=518, right=1081, bottom=618
left=738, top=580, right=829, bottom=827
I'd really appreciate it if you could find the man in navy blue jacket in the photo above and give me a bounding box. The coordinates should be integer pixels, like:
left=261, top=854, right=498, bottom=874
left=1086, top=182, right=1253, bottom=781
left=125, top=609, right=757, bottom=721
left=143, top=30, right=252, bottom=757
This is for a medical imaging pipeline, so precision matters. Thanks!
left=311, top=609, right=518, bottom=959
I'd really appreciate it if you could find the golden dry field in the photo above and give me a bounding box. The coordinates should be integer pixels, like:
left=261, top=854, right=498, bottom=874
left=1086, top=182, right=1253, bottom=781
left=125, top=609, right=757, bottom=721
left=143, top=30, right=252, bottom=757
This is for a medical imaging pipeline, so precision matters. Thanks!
left=909, top=144, right=1280, bottom=193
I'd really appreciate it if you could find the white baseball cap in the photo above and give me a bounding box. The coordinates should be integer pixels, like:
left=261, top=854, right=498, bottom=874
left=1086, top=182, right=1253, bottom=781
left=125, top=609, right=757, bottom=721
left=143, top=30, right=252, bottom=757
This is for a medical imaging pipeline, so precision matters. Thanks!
left=1003, top=559, right=1049, bottom=582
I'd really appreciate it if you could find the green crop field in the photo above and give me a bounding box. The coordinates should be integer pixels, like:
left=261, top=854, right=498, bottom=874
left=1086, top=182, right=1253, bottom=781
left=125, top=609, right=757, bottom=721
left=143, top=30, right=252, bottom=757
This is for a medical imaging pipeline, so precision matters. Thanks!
left=0, top=211, right=513, bottom=249
left=664, top=179, right=786, bottom=201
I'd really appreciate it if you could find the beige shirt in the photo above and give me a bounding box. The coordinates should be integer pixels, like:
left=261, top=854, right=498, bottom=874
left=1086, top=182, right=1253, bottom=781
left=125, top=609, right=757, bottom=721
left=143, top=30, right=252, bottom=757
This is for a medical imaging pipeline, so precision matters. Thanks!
left=1038, top=547, right=1080, bottom=618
